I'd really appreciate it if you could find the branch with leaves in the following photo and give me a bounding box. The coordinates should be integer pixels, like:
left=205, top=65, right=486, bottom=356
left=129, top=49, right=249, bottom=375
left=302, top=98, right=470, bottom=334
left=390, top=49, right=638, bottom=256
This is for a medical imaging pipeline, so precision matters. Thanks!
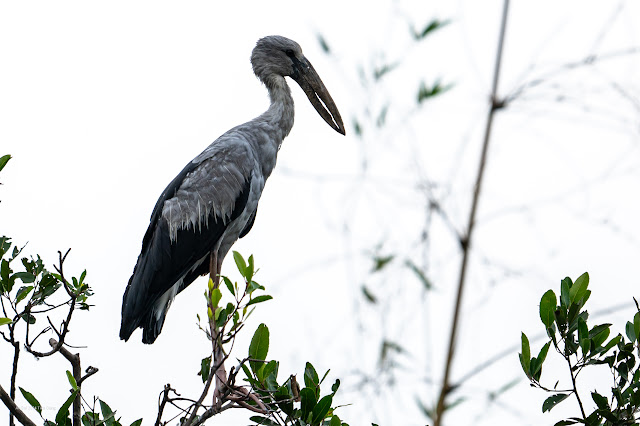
left=521, top=272, right=640, bottom=425
left=154, top=252, right=349, bottom=426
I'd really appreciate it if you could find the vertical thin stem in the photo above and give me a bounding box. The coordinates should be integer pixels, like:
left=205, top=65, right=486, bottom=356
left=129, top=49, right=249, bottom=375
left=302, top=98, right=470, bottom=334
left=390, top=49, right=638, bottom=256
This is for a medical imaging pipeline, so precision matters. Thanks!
left=433, top=1, right=510, bottom=425
left=566, top=356, right=586, bottom=419
left=9, top=328, right=19, bottom=426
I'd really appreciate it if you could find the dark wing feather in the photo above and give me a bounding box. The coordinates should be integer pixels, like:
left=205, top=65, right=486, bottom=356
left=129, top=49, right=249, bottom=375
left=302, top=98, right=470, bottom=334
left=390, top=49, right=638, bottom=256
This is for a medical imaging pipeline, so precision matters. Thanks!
left=120, top=143, right=255, bottom=343
left=239, top=207, right=257, bottom=238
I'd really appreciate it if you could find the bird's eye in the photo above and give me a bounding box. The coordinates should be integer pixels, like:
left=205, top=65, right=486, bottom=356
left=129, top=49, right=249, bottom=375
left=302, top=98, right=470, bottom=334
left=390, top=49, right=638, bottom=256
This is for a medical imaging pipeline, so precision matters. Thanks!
left=285, top=49, right=295, bottom=58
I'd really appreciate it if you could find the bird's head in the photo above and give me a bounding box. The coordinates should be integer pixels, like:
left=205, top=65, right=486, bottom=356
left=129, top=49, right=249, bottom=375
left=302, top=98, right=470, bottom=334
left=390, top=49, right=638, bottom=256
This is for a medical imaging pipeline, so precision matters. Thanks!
left=251, top=35, right=345, bottom=135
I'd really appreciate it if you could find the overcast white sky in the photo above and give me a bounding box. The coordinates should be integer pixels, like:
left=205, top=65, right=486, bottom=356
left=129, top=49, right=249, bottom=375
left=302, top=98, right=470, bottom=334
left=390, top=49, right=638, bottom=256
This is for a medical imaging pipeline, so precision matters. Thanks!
left=1, top=1, right=640, bottom=425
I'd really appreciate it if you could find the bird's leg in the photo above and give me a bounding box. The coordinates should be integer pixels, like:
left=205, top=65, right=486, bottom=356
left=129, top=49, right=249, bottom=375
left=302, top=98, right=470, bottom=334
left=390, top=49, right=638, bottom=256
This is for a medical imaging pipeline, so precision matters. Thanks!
left=209, top=251, right=220, bottom=288
left=207, top=253, right=267, bottom=414
left=208, top=252, right=228, bottom=410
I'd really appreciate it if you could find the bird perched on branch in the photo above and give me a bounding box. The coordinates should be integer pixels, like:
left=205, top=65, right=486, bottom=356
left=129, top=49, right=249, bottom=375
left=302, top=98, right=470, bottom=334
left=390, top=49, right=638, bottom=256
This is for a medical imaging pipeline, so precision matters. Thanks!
left=120, top=35, right=345, bottom=344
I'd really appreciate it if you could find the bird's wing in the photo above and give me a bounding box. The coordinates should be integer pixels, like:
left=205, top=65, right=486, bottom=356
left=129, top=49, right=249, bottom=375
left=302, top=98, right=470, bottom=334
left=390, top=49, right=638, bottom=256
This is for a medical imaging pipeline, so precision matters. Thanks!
left=239, top=207, right=257, bottom=238
left=120, top=140, right=256, bottom=341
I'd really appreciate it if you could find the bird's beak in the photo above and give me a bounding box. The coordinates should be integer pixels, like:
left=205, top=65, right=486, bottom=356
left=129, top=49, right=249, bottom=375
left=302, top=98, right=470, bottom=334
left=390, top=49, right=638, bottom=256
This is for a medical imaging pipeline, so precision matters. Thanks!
left=291, top=57, right=346, bottom=135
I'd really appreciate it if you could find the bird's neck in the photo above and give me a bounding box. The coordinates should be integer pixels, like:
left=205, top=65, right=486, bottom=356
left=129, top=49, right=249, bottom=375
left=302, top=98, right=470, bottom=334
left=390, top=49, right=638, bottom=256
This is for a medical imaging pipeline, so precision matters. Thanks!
left=254, top=75, right=295, bottom=178
left=264, top=75, right=295, bottom=140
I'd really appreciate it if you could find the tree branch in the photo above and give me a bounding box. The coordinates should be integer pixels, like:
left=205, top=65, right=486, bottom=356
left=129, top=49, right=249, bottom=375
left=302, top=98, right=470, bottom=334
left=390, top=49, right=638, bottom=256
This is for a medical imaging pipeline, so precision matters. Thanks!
left=49, top=338, right=81, bottom=426
left=566, top=354, right=586, bottom=419
left=0, top=384, right=37, bottom=426
left=433, top=1, right=510, bottom=425
left=25, top=251, right=77, bottom=358
left=9, top=331, right=19, bottom=426
left=155, top=384, right=172, bottom=426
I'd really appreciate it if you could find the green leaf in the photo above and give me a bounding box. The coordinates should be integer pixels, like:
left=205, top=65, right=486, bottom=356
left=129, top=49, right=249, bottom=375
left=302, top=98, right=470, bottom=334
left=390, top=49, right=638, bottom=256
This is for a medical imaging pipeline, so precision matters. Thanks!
left=531, top=342, right=551, bottom=379
left=311, top=394, right=333, bottom=424
left=56, top=390, right=78, bottom=424
left=66, top=370, right=78, bottom=391
left=129, top=420, right=143, bottom=426
left=200, top=356, right=211, bottom=383
left=330, top=415, right=342, bottom=426
left=300, top=387, right=317, bottom=422
left=331, top=378, right=341, bottom=394
left=405, top=259, right=432, bottom=290
left=0, top=317, right=12, bottom=326
left=361, top=285, right=377, bottom=304
left=540, top=290, right=557, bottom=328
left=0, top=154, right=11, bottom=172
left=19, top=387, right=42, bottom=416
left=99, top=399, right=116, bottom=426
left=626, top=321, right=635, bottom=342
left=246, top=255, right=255, bottom=281
left=241, top=363, right=253, bottom=381
left=569, top=272, right=589, bottom=304
left=246, top=295, right=273, bottom=307
left=589, top=327, right=610, bottom=348
left=249, top=323, right=269, bottom=375
left=263, top=360, right=279, bottom=390
left=542, top=393, right=569, bottom=412
left=82, top=411, right=99, bottom=426
left=233, top=251, right=247, bottom=276
left=417, top=79, right=453, bottom=104
left=317, top=34, right=331, bottom=54
left=601, top=334, right=621, bottom=354
left=247, top=280, right=264, bottom=294
left=578, top=317, right=589, bottom=351
left=412, top=19, right=450, bottom=40
left=249, top=416, right=279, bottom=426
left=12, top=271, right=35, bottom=284
left=519, top=333, right=531, bottom=377
left=373, top=64, right=398, bottom=81
left=210, top=288, right=222, bottom=309
left=304, top=362, right=320, bottom=390
left=320, top=369, right=330, bottom=385
left=371, top=254, right=394, bottom=272
left=15, top=285, right=33, bottom=304
left=214, top=307, right=229, bottom=328
left=20, top=312, right=35, bottom=324
left=223, top=276, right=235, bottom=297
left=591, top=392, right=609, bottom=410
left=1, top=259, right=12, bottom=292
left=275, top=385, right=294, bottom=416
left=352, top=119, right=362, bottom=138
left=560, top=278, right=571, bottom=306
left=634, top=312, right=640, bottom=341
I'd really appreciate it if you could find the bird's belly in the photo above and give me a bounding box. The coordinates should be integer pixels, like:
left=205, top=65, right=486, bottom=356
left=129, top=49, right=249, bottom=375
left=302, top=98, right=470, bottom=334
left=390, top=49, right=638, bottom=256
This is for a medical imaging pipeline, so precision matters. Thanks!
left=217, top=176, right=264, bottom=262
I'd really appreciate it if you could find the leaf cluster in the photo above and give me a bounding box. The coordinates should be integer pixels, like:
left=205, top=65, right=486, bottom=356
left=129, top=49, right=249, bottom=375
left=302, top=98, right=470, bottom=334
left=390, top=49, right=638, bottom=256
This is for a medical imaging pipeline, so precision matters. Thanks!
left=193, top=252, right=349, bottom=426
left=244, top=327, right=347, bottom=426
left=520, top=272, right=640, bottom=425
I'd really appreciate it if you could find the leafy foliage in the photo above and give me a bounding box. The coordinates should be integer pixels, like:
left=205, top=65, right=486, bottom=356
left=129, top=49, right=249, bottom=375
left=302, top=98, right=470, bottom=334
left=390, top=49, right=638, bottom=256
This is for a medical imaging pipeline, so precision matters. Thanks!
left=199, top=251, right=350, bottom=426
left=521, top=272, right=640, bottom=425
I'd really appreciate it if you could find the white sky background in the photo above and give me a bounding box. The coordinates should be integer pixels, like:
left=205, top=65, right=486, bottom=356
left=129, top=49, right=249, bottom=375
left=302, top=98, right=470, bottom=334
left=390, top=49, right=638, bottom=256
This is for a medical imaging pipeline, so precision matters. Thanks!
left=1, top=1, right=640, bottom=425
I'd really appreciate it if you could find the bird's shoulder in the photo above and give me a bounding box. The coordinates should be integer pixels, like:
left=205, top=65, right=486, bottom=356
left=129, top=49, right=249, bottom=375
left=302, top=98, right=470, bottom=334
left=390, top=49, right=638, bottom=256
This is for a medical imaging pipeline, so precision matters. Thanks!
left=151, top=131, right=259, bottom=234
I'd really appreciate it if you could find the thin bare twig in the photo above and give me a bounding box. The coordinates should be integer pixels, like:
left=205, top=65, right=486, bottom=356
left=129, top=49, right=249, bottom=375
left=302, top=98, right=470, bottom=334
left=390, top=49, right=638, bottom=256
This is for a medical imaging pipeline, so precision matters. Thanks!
left=566, top=354, right=586, bottom=419
left=433, top=1, right=510, bottom=425
left=155, top=384, right=172, bottom=426
left=25, top=251, right=77, bottom=358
